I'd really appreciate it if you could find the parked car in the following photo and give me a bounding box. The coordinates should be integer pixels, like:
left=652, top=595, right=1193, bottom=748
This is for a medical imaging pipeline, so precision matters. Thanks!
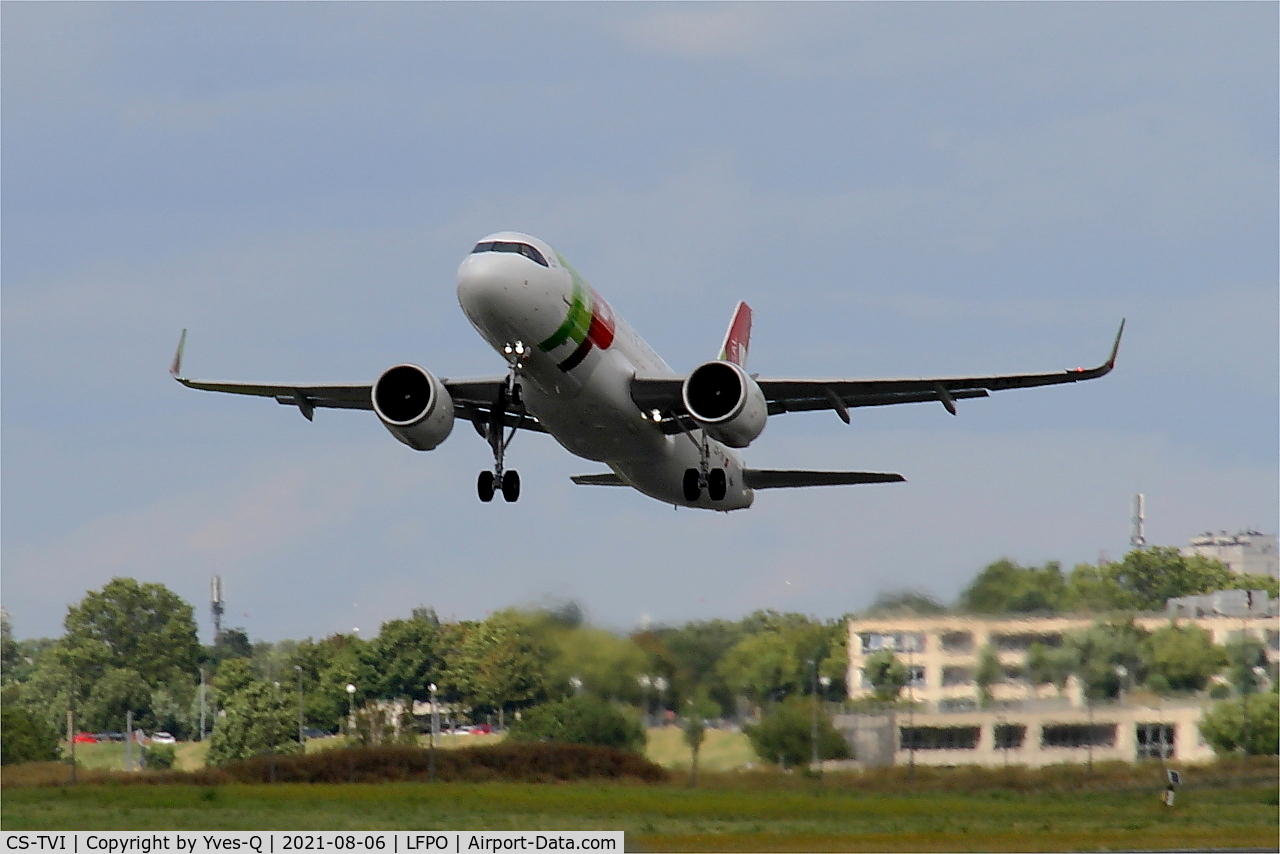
left=72, top=732, right=97, bottom=744
left=150, top=732, right=176, bottom=744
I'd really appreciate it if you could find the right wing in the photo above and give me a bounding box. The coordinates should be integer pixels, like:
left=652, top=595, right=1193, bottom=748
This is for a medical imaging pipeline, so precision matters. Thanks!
left=631, top=320, right=1124, bottom=430
left=170, top=330, right=545, bottom=433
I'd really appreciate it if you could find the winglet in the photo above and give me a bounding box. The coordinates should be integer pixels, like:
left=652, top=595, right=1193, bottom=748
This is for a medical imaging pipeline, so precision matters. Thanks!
left=170, top=329, right=188, bottom=380
left=1107, top=318, right=1125, bottom=369
left=719, top=301, right=752, bottom=367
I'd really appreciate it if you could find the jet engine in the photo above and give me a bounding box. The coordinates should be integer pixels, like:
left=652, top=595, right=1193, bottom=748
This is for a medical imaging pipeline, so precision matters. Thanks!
left=681, top=360, right=767, bottom=448
left=372, top=364, right=455, bottom=451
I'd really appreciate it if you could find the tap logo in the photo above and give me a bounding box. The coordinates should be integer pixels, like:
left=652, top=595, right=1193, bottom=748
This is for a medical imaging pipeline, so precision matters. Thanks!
left=540, top=257, right=616, bottom=372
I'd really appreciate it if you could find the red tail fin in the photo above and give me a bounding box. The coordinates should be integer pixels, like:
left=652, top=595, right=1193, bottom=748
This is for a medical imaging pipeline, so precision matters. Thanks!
left=719, top=302, right=752, bottom=367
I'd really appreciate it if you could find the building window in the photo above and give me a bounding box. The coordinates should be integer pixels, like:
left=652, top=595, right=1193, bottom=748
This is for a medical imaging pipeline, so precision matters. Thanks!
left=860, top=632, right=926, bottom=654
left=907, top=665, right=926, bottom=688
left=994, top=724, right=1026, bottom=749
left=938, top=698, right=977, bottom=713
left=1041, top=723, right=1116, bottom=749
left=941, top=631, right=974, bottom=652
left=1135, top=723, right=1176, bottom=760
left=993, top=632, right=1062, bottom=651
left=942, top=666, right=973, bottom=686
left=900, top=726, right=981, bottom=750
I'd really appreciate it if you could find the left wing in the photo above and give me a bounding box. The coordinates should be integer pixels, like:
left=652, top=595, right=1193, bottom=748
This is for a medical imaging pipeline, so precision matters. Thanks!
left=170, top=330, right=545, bottom=432
left=632, top=320, right=1124, bottom=430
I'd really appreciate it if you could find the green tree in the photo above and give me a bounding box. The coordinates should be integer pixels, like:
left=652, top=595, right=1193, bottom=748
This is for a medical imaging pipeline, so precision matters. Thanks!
left=61, top=578, right=200, bottom=693
left=1199, top=692, right=1279, bottom=756
left=1225, top=635, right=1270, bottom=694
left=507, top=695, right=645, bottom=753
left=451, top=612, right=552, bottom=724
left=864, top=590, right=947, bottom=616
left=960, top=559, right=1066, bottom=614
left=862, top=649, right=907, bottom=703
left=743, top=695, right=850, bottom=769
left=1098, top=547, right=1237, bottom=611
left=974, top=645, right=1002, bottom=708
left=80, top=667, right=151, bottom=733
left=681, top=689, right=718, bottom=788
left=717, top=632, right=799, bottom=704
left=0, top=705, right=61, bottom=765
left=1141, top=623, right=1227, bottom=693
left=205, top=680, right=301, bottom=765
left=1064, top=620, right=1148, bottom=701
left=362, top=613, right=444, bottom=703
left=651, top=619, right=744, bottom=716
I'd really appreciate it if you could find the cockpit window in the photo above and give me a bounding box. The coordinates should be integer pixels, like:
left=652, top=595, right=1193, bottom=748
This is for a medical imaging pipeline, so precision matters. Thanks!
left=470, top=240, right=549, bottom=267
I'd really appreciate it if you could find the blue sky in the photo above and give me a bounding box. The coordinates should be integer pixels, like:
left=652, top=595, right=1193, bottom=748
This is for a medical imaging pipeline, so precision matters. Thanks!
left=4, top=3, right=1276, bottom=642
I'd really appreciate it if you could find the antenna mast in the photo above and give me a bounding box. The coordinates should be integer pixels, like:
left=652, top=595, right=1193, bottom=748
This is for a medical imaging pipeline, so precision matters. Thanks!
left=1130, top=493, right=1146, bottom=548
left=211, top=575, right=225, bottom=643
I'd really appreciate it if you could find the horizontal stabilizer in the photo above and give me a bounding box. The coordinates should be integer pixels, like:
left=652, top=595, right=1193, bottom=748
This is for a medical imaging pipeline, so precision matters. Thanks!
left=571, top=473, right=629, bottom=487
left=744, top=469, right=905, bottom=489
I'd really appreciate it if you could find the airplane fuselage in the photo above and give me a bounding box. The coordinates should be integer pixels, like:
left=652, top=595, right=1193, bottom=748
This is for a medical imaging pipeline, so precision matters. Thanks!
left=456, top=232, right=753, bottom=510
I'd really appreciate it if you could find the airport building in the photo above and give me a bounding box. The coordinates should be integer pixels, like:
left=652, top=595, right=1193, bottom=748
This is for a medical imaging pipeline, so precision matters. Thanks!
left=839, top=604, right=1278, bottom=768
left=1183, top=530, right=1278, bottom=580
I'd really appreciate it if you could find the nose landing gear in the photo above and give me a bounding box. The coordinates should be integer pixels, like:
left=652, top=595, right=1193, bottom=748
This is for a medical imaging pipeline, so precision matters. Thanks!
left=478, top=343, right=528, bottom=504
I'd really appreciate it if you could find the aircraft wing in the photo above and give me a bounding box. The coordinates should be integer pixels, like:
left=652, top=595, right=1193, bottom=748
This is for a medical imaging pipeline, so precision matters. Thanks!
left=632, top=320, right=1123, bottom=431
left=170, top=331, right=545, bottom=432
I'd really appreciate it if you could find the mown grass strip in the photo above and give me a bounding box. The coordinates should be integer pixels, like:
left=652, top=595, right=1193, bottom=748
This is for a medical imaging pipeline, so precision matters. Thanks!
left=3, top=779, right=1275, bottom=852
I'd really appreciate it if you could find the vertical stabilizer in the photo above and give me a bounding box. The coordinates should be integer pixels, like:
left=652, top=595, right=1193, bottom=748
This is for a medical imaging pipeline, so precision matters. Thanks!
left=718, top=301, right=752, bottom=367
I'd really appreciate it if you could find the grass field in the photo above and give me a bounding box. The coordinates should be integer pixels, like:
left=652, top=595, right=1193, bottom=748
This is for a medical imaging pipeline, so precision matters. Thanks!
left=4, top=767, right=1276, bottom=852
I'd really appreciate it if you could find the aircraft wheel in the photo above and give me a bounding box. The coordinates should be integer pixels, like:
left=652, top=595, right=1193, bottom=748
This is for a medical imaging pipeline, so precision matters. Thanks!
left=682, top=468, right=701, bottom=502
left=477, top=471, right=496, bottom=503
left=501, top=470, right=521, bottom=503
left=708, top=468, right=727, bottom=502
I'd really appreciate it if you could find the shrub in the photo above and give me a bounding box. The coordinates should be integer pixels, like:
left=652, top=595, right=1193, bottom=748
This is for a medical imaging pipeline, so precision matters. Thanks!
left=1, top=706, right=61, bottom=765
left=1200, top=692, right=1279, bottom=756
left=744, top=696, right=850, bottom=768
left=506, top=696, right=645, bottom=753
left=145, top=744, right=177, bottom=770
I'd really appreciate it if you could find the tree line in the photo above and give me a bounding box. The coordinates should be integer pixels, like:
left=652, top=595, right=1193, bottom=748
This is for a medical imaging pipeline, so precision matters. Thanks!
left=3, top=546, right=1275, bottom=764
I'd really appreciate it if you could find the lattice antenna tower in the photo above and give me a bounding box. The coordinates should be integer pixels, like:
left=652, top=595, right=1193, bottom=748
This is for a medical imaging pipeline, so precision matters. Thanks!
left=211, top=575, right=225, bottom=643
left=1130, top=493, right=1146, bottom=548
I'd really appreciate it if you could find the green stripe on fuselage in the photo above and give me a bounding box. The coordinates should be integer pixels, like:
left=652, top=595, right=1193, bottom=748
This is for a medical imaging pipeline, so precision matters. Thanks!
left=539, top=271, right=593, bottom=352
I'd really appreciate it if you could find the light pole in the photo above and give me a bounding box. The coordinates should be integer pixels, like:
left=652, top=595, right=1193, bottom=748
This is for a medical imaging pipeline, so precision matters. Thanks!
left=654, top=677, right=668, bottom=726
left=1115, top=665, right=1128, bottom=705
left=569, top=676, right=583, bottom=696
left=810, top=659, right=819, bottom=771
left=428, top=682, right=438, bottom=782
left=637, top=675, right=651, bottom=728
left=295, top=665, right=305, bottom=748
left=345, top=683, right=356, bottom=740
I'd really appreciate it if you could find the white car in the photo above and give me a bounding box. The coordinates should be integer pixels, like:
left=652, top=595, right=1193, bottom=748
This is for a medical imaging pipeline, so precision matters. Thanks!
left=150, top=732, right=176, bottom=744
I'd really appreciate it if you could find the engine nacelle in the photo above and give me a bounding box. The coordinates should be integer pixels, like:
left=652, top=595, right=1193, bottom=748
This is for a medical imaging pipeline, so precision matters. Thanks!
left=681, top=360, right=767, bottom=448
left=372, top=364, right=455, bottom=451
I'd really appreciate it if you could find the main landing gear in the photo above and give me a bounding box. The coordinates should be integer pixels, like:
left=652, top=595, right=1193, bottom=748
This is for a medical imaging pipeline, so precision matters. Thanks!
left=673, top=416, right=727, bottom=503
left=477, top=342, right=527, bottom=504
left=682, top=467, right=727, bottom=502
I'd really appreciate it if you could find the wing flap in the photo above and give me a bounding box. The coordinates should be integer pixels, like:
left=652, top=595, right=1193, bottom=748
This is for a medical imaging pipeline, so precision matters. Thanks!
left=570, top=473, right=630, bottom=486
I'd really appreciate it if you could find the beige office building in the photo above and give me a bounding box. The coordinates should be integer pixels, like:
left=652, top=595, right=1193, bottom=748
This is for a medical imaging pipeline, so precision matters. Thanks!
left=841, top=609, right=1278, bottom=767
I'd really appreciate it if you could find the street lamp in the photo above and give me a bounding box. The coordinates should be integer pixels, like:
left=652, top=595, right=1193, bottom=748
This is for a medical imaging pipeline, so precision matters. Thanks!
left=428, top=683, right=439, bottom=782
left=295, top=665, right=304, bottom=747
left=345, top=683, right=356, bottom=739
left=569, top=676, right=583, bottom=696
left=637, top=675, right=651, bottom=728
left=1115, top=665, right=1128, bottom=705
left=654, top=677, right=668, bottom=726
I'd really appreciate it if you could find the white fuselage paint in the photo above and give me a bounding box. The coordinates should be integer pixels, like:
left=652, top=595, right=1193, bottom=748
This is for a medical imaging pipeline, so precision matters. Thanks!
left=456, top=232, right=753, bottom=510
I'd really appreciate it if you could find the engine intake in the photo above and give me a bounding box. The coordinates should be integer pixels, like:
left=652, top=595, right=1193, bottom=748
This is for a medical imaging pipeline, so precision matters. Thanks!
left=372, top=364, right=455, bottom=451
left=682, top=360, right=767, bottom=448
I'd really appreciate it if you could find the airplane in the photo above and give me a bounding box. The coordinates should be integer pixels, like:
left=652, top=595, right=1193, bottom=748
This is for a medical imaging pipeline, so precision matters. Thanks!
left=172, top=231, right=1124, bottom=511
